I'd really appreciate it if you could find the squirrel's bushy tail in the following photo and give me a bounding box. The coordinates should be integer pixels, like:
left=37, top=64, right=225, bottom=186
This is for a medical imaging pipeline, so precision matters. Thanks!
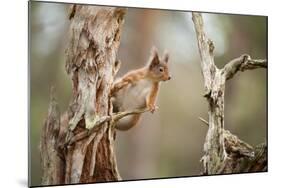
left=115, top=114, right=141, bottom=131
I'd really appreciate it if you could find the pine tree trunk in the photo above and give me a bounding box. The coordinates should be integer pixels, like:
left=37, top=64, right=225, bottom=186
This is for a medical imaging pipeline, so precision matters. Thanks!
left=40, top=5, right=126, bottom=185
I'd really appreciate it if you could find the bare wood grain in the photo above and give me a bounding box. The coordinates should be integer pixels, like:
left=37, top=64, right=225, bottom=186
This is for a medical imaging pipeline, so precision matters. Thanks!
left=223, top=54, right=267, bottom=80
left=40, top=87, right=65, bottom=185
left=192, top=12, right=267, bottom=174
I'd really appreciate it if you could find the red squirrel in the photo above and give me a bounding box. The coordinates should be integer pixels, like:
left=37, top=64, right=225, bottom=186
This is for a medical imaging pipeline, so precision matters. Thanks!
left=111, top=47, right=171, bottom=131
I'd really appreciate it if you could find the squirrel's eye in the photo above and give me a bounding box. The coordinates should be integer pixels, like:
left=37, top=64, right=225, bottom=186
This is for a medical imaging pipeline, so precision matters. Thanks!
left=159, top=67, right=164, bottom=72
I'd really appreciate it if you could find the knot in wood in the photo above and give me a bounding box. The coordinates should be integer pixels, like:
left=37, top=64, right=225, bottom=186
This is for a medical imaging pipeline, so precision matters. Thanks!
left=207, top=39, right=215, bottom=53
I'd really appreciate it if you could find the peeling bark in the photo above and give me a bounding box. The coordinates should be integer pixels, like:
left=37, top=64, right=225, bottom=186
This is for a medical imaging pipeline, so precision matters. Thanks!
left=40, top=5, right=126, bottom=185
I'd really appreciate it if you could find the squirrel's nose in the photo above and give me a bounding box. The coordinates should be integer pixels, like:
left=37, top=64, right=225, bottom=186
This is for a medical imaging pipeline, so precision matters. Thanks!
left=168, top=76, right=171, bottom=80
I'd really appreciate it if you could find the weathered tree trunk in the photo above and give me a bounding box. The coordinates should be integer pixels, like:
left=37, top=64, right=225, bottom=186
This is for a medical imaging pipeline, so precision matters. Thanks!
left=192, top=13, right=267, bottom=174
left=40, top=5, right=126, bottom=185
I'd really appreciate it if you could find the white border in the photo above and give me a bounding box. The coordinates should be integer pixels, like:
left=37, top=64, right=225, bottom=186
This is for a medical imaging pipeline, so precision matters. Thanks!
left=1, top=0, right=280, bottom=188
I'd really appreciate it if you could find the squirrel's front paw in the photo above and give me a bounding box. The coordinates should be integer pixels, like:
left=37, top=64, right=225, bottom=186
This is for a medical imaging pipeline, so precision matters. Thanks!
left=148, top=104, right=158, bottom=113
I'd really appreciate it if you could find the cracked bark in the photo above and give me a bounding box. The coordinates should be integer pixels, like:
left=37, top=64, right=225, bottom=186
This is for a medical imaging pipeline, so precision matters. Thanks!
left=40, top=5, right=126, bottom=185
left=192, top=12, right=267, bottom=175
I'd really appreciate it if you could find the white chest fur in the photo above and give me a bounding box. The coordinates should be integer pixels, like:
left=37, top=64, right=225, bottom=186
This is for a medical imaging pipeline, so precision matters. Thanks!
left=114, top=79, right=153, bottom=111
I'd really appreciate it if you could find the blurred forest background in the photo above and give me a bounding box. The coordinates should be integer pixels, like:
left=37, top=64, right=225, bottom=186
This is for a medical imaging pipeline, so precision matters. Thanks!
left=29, top=2, right=267, bottom=186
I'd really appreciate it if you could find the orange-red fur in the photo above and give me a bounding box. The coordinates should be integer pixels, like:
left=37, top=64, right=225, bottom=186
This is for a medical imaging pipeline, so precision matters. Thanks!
left=111, top=47, right=171, bottom=131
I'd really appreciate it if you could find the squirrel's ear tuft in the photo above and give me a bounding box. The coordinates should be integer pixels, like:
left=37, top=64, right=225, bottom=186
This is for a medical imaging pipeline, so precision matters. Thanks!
left=163, top=50, right=169, bottom=63
left=151, top=46, right=158, bottom=54
left=149, top=46, right=160, bottom=66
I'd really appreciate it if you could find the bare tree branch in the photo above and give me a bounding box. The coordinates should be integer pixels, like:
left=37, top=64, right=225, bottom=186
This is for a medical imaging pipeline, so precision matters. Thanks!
left=198, top=117, right=209, bottom=126
left=192, top=12, right=217, bottom=96
left=112, top=107, right=150, bottom=122
left=65, top=107, right=150, bottom=146
left=223, top=54, right=267, bottom=80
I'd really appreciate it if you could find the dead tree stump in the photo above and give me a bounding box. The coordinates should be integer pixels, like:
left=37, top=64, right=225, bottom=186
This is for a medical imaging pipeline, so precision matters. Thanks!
left=192, top=12, right=267, bottom=175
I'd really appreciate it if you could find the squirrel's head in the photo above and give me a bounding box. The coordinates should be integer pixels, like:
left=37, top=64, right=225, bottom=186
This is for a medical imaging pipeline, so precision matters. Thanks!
left=147, top=47, right=171, bottom=82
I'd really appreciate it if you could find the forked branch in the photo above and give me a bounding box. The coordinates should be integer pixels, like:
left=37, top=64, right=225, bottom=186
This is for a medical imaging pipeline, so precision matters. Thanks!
left=192, top=12, right=267, bottom=174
